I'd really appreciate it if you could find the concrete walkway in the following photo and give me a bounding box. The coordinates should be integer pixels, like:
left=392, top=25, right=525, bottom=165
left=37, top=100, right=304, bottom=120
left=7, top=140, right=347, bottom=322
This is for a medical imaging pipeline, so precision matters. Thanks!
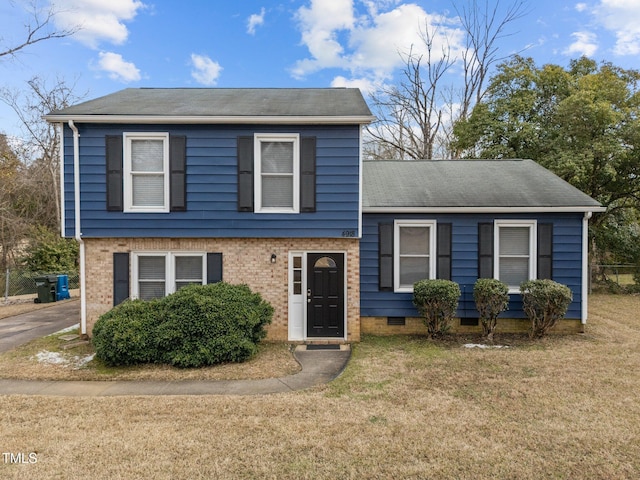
left=0, top=347, right=351, bottom=396
left=0, top=301, right=351, bottom=396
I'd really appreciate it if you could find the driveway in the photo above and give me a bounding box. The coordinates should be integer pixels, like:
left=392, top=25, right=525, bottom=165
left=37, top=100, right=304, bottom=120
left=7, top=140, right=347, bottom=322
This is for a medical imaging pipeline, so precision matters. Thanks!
left=0, top=299, right=80, bottom=354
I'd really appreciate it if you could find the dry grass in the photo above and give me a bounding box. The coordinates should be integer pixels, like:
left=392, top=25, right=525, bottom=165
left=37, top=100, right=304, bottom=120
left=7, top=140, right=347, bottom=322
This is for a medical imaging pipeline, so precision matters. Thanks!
left=2, top=294, right=640, bottom=479
left=0, top=298, right=55, bottom=319
left=0, top=330, right=301, bottom=381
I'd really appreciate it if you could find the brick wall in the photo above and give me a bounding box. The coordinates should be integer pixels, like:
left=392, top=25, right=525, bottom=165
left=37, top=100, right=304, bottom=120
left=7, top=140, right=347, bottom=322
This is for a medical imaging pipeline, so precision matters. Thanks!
left=361, top=316, right=584, bottom=335
left=84, top=238, right=360, bottom=342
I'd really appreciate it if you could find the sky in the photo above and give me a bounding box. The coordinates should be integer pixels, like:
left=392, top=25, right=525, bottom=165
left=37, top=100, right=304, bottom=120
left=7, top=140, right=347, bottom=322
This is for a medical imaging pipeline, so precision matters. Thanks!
left=1, top=0, right=639, bottom=138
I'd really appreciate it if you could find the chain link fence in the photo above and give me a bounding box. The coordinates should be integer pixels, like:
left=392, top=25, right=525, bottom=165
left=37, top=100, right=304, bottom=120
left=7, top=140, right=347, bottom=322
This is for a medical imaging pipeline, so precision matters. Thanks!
left=590, top=264, right=640, bottom=293
left=3, top=269, right=79, bottom=302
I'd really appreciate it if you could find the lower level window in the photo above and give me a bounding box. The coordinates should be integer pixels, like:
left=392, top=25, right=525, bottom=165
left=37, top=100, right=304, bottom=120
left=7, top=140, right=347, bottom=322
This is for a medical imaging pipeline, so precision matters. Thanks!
left=394, top=220, right=436, bottom=292
left=134, top=252, right=205, bottom=300
left=494, top=220, right=536, bottom=292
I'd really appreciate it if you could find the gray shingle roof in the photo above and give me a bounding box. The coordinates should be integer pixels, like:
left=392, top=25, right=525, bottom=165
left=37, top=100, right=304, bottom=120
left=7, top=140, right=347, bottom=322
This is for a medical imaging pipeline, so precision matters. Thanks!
left=45, top=88, right=374, bottom=122
left=363, top=159, right=603, bottom=211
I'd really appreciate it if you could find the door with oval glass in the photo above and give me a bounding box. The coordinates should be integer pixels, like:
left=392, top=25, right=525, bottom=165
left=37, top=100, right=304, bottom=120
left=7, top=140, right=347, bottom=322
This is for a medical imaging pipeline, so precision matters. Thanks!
left=306, top=253, right=344, bottom=337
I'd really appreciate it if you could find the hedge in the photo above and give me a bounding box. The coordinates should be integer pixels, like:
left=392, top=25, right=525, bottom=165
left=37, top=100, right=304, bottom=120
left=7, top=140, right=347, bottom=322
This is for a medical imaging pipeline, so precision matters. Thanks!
left=93, top=282, right=273, bottom=368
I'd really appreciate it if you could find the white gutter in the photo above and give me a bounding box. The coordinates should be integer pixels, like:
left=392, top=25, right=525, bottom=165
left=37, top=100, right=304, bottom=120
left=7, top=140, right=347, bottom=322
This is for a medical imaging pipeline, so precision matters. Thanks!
left=44, top=114, right=377, bottom=125
left=363, top=206, right=607, bottom=214
left=582, top=211, right=593, bottom=325
left=58, top=124, right=65, bottom=237
left=357, top=125, right=363, bottom=238
left=68, top=120, right=87, bottom=337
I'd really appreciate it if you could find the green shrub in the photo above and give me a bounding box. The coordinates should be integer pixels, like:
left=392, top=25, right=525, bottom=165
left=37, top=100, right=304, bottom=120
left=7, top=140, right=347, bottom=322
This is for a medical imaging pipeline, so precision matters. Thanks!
left=20, top=226, right=78, bottom=273
left=92, top=299, right=162, bottom=366
left=92, top=282, right=273, bottom=368
left=473, top=278, right=509, bottom=342
left=520, top=280, right=573, bottom=338
left=156, top=283, right=273, bottom=368
left=413, top=279, right=461, bottom=337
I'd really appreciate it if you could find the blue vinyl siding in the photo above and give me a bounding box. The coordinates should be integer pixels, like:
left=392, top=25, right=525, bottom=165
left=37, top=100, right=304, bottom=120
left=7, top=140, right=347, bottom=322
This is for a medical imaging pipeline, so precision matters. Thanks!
left=63, top=123, right=361, bottom=238
left=361, top=213, right=584, bottom=320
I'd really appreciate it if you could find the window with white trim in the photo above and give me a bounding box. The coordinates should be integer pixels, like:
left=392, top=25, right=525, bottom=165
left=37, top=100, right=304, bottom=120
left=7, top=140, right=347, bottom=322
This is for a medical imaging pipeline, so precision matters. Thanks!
left=133, top=252, right=205, bottom=300
left=254, top=133, right=299, bottom=213
left=394, top=220, right=437, bottom=292
left=494, top=220, right=537, bottom=292
left=124, top=133, right=170, bottom=212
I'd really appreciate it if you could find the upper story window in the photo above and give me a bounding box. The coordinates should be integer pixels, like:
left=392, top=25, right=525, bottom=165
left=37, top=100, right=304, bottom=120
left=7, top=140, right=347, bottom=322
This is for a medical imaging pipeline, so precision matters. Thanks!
left=394, top=220, right=437, bottom=292
left=254, top=133, right=300, bottom=213
left=124, top=133, right=170, bottom=212
left=494, top=220, right=537, bottom=292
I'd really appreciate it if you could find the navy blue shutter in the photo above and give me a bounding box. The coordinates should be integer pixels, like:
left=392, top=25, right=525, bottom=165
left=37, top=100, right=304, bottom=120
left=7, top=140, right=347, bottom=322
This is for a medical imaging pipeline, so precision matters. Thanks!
left=379, top=223, right=394, bottom=291
left=106, top=135, right=123, bottom=211
left=237, top=136, right=254, bottom=212
left=300, top=136, right=316, bottom=212
left=169, top=135, right=187, bottom=212
left=207, top=253, right=223, bottom=283
left=537, top=223, right=553, bottom=280
left=113, top=252, right=129, bottom=306
left=437, top=223, right=452, bottom=280
left=478, top=222, right=494, bottom=278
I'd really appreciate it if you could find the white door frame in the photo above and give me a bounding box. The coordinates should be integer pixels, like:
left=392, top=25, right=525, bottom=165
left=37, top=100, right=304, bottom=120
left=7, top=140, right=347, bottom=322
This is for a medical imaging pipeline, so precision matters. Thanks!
left=288, top=250, right=348, bottom=341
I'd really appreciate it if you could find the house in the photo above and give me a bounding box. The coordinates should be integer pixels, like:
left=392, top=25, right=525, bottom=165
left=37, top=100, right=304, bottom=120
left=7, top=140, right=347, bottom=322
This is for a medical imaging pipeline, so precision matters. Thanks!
left=360, top=159, right=605, bottom=334
left=45, top=88, right=605, bottom=341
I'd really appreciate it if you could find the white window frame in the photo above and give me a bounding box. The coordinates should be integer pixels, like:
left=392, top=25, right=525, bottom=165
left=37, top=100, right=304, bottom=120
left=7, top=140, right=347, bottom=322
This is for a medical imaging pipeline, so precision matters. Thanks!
left=123, top=132, right=170, bottom=213
left=494, top=220, right=537, bottom=293
left=254, top=133, right=300, bottom=214
left=132, top=252, right=207, bottom=300
left=394, top=220, right=437, bottom=293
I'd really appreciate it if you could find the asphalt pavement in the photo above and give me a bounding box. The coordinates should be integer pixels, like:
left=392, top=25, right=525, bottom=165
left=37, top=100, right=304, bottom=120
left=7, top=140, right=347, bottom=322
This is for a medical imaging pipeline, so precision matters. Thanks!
left=0, top=299, right=80, bottom=354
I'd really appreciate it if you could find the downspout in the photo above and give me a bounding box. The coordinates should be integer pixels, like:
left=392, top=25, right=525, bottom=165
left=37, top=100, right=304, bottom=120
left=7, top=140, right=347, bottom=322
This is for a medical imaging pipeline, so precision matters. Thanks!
left=59, top=124, right=65, bottom=238
left=69, top=120, right=87, bottom=338
left=582, top=211, right=593, bottom=326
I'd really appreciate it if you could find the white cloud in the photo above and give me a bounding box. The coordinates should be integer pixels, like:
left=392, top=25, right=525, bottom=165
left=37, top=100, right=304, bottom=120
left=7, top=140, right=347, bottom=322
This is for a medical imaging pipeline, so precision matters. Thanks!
left=575, top=3, right=588, bottom=12
left=564, top=31, right=598, bottom=57
left=330, top=75, right=379, bottom=94
left=190, top=54, right=222, bottom=86
left=292, top=0, right=463, bottom=81
left=593, top=0, right=640, bottom=55
left=247, top=7, right=266, bottom=35
left=53, top=0, right=146, bottom=48
left=292, top=0, right=356, bottom=76
left=96, top=51, right=141, bottom=82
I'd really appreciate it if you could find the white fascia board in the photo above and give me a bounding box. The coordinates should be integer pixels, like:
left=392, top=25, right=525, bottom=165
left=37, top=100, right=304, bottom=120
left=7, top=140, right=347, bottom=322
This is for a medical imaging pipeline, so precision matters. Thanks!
left=363, top=206, right=607, bottom=214
left=43, top=114, right=377, bottom=125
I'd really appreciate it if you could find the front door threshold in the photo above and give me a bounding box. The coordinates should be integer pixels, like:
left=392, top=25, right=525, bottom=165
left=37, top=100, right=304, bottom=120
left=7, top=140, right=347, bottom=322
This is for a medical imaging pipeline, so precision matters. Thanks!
left=296, top=344, right=351, bottom=351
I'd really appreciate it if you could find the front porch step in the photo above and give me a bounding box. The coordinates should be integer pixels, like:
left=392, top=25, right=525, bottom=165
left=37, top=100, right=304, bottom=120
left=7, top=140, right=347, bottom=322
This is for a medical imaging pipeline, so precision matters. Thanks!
left=295, top=344, right=350, bottom=352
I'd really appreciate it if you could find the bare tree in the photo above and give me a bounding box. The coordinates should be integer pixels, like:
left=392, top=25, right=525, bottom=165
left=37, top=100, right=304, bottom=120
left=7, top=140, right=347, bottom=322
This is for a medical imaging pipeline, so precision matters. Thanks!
left=456, top=0, right=529, bottom=123
left=365, top=0, right=529, bottom=160
left=0, top=134, right=25, bottom=271
left=366, top=27, right=455, bottom=161
left=1, top=0, right=78, bottom=59
left=0, top=76, right=85, bottom=232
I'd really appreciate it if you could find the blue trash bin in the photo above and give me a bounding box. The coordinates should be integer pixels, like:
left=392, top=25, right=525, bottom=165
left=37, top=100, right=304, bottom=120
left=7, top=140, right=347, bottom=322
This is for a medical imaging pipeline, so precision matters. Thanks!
left=56, top=275, right=71, bottom=301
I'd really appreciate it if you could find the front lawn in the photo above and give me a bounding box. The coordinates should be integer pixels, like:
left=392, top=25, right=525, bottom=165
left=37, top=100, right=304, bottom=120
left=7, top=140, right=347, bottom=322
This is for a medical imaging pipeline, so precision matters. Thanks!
left=1, top=294, right=639, bottom=479
left=0, top=328, right=300, bottom=381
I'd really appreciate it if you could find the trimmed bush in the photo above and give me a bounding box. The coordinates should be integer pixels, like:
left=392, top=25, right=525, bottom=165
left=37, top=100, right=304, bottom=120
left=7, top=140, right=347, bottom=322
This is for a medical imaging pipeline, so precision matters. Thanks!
left=92, top=282, right=273, bottom=368
left=413, top=279, right=461, bottom=337
left=92, top=299, right=162, bottom=366
left=156, top=283, right=273, bottom=368
left=473, top=278, right=509, bottom=342
left=520, top=280, right=573, bottom=338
